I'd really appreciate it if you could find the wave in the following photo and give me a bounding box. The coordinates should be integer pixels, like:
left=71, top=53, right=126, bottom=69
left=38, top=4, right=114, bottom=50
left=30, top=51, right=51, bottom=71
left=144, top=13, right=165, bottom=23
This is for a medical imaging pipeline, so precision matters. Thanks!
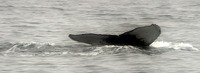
left=0, top=41, right=198, bottom=56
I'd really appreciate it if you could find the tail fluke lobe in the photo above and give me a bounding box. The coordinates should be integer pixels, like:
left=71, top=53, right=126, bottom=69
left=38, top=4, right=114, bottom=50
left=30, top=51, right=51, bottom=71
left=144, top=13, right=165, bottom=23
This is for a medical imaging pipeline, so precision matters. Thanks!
left=69, top=34, right=112, bottom=45
left=119, top=24, right=161, bottom=46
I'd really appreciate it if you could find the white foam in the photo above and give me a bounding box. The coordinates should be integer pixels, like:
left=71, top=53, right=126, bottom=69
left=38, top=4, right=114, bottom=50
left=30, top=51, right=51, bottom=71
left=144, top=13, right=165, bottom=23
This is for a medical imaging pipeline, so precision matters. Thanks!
left=151, top=41, right=199, bottom=51
left=3, top=42, right=56, bottom=55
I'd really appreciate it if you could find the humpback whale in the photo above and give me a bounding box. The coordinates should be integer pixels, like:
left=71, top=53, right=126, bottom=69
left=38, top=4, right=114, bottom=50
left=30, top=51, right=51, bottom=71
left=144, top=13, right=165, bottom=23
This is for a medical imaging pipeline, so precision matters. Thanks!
left=69, top=24, right=161, bottom=47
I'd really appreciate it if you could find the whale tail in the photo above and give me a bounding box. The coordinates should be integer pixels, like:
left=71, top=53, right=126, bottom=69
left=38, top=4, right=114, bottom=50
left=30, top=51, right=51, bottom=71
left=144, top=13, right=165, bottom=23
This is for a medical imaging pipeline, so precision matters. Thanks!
left=69, top=24, right=161, bottom=46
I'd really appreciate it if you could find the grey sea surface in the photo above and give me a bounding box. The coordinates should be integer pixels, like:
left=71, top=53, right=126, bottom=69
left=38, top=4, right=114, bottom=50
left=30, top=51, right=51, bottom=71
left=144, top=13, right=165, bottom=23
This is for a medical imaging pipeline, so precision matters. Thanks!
left=0, top=0, right=200, bottom=73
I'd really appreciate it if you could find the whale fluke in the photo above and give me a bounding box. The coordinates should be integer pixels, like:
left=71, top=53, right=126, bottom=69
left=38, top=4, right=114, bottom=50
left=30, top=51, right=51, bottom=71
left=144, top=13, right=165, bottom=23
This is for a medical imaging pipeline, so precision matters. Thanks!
left=69, top=24, right=161, bottom=47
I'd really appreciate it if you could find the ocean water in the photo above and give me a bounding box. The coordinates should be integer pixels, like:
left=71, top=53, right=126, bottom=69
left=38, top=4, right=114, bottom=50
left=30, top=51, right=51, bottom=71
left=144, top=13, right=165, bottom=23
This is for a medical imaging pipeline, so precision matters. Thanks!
left=0, top=0, right=200, bottom=73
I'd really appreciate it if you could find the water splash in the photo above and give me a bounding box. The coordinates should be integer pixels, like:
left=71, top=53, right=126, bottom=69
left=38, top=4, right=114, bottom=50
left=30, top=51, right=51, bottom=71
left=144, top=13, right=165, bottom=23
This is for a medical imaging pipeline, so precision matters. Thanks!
left=0, top=41, right=198, bottom=56
left=0, top=42, right=68, bottom=56
left=5, top=42, right=56, bottom=53
left=151, top=41, right=199, bottom=51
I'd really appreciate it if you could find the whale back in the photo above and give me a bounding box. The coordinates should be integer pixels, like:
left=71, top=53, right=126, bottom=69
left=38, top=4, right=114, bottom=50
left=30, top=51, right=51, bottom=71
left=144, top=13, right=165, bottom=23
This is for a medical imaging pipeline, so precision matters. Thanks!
left=120, top=24, right=161, bottom=46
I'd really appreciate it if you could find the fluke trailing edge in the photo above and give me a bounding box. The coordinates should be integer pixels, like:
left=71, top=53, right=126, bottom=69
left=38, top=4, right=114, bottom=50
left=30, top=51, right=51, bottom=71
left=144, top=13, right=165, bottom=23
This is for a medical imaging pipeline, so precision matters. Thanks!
left=69, top=24, right=161, bottom=47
